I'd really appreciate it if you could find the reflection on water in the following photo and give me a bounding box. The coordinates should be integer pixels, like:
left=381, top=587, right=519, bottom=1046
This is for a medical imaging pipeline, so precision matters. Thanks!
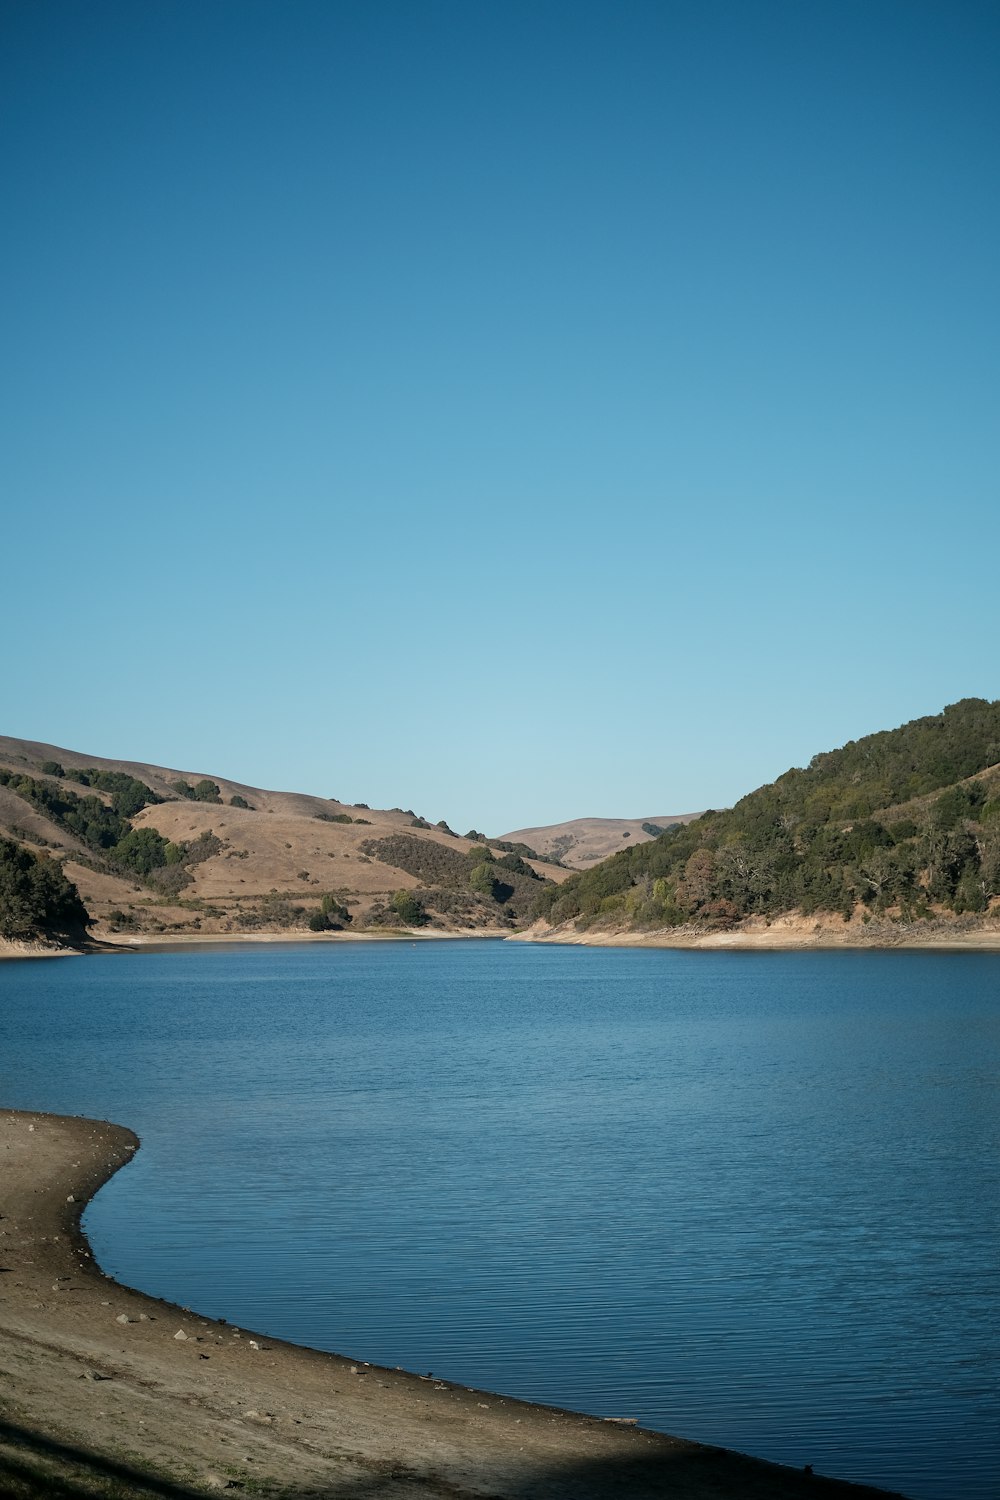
left=1, top=941, right=997, bottom=1500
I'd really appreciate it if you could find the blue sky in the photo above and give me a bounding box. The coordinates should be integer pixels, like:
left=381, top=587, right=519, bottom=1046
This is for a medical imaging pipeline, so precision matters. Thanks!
left=3, top=0, right=998, bottom=834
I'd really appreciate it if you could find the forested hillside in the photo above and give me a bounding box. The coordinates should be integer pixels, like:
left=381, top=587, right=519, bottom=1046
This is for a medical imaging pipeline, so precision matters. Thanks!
left=534, top=699, right=1000, bottom=932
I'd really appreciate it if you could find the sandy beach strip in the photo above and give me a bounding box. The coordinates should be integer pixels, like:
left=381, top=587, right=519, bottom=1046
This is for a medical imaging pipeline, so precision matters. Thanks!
left=511, top=916, right=1000, bottom=952
left=5, top=915, right=1000, bottom=963
left=0, top=1109, right=909, bottom=1499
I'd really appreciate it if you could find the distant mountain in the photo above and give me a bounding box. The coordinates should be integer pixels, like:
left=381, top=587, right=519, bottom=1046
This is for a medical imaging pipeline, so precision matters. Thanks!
left=0, top=736, right=569, bottom=945
left=533, top=699, right=1000, bottom=938
left=498, top=813, right=703, bottom=870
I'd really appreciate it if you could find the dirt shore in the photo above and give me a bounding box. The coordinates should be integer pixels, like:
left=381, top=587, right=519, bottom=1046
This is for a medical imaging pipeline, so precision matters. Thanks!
left=0, top=1110, right=906, bottom=1499
left=512, top=914, right=1000, bottom=951
left=7, top=914, right=1000, bottom=965
left=0, top=931, right=510, bottom=963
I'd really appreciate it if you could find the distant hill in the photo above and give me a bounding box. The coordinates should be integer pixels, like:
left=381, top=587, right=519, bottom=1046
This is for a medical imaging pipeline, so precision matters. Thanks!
left=533, top=699, right=1000, bottom=937
left=0, top=736, right=569, bottom=945
left=498, top=813, right=703, bottom=870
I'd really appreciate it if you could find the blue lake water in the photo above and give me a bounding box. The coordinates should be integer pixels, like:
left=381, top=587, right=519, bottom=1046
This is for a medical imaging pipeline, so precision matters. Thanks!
left=1, top=940, right=997, bottom=1500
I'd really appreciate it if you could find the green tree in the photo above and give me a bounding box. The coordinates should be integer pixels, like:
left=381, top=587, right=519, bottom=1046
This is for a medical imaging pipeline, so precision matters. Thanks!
left=469, top=862, right=498, bottom=898
left=110, top=827, right=171, bottom=876
left=390, top=889, right=427, bottom=925
left=0, top=838, right=89, bottom=939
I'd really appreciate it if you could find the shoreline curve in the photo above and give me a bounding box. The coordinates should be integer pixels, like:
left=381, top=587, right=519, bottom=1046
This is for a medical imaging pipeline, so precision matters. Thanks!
left=0, top=1108, right=908, bottom=1499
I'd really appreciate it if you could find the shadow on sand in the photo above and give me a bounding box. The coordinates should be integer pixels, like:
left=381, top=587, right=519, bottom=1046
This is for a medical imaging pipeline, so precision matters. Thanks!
left=0, top=1415, right=906, bottom=1500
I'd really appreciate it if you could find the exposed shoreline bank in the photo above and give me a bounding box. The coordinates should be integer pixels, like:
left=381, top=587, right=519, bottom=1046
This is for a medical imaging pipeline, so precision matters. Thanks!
left=0, top=1108, right=906, bottom=1499
left=6, top=914, right=1000, bottom=963
left=511, top=915, right=1000, bottom=952
left=0, top=929, right=512, bottom=961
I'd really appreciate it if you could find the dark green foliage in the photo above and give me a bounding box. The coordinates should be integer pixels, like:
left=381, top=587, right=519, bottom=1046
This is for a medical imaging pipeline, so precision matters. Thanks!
left=110, top=827, right=171, bottom=876
left=107, top=908, right=142, bottom=931
left=69, top=770, right=162, bottom=817
left=170, top=777, right=220, bottom=802
left=0, top=768, right=222, bottom=898
left=539, top=699, right=1000, bottom=931
left=0, top=837, right=89, bottom=939
left=308, top=895, right=353, bottom=931
left=487, top=838, right=543, bottom=860
left=320, top=892, right=351, bottom=926
left=469, top=861, right=499, bottom=898
left=496, top=851, right=535, bottom=878
left=362, top=834, right=471, bottom=887
left=932, top=782, right=986, bottom=830
left=230, top=795, right=251, bottom=809
left=465, top=829, right=487, bottom=843
left=390, top=889, right=427, bottom=926
left=642, top=821, right=676, bottom=837
left=39, top=760, right=65, bottom=778
left=315, top=811, right=353, bottom=823
left=360, top=833, right=550, bottom=927
left=2, top=774, right=127, bottom=849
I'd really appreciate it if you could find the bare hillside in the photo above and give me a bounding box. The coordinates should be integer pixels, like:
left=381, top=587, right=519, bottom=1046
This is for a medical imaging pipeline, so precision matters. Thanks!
left=499, top=813, right=703, bottom=870
left=0, top=736, right=569, bottom=942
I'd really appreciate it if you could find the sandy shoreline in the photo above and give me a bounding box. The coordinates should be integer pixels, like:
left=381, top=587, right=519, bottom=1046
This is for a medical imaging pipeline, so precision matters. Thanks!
left=0, top=1110, right=907, bottom=1499
left=0, top=930, right=512, bottom=962
left=6, top=914, right=1000, bottom=964
left=511, top=915, right=1000, bottom=952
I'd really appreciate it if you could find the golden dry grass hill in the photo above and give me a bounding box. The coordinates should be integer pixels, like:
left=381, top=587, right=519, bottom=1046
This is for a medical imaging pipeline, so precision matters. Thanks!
left=499, top=813, right=703, bottom=870
left=0, top=735, right=571, bottom=946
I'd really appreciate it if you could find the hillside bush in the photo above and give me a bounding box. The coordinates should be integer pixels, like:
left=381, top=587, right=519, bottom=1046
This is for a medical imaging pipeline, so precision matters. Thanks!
left=0, top=838, right=89, bottom=939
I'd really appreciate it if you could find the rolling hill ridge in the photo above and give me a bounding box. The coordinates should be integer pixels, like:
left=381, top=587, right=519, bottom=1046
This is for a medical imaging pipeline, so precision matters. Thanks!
left=0, top=736, right=570, bottom=946
left=497, top=812, right=702, bottom=870
left=533, top=698, right=1000, bottom=941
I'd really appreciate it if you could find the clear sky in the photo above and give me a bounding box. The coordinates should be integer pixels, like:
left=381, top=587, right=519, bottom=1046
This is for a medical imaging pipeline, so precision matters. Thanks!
left=3, top=0, right=998, bottom=834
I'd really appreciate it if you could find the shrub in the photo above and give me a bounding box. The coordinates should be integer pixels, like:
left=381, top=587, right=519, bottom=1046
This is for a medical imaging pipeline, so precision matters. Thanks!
left=108, top=827, right=171, bottom=876
left=470, top=862, right=498, bottom=898
left=184, top=831, right=223, bottom=866
left=146, top=864, right=193, bottom=898
left=390, top=889, right=427, bottom=926
left=230, top=795, right=251, bottom=809
left=320, top=892, right=351, bottom=925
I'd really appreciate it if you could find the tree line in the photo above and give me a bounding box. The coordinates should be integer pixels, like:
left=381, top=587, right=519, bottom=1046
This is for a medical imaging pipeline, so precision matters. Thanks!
left=535, top=699, right=1000, bottom=930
